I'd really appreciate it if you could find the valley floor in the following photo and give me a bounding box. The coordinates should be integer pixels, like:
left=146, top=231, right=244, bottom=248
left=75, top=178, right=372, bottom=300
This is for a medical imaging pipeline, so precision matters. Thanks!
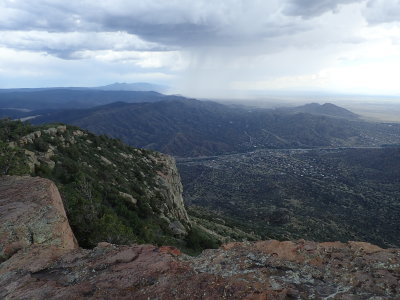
left=178, top=146, right=400, bottom=248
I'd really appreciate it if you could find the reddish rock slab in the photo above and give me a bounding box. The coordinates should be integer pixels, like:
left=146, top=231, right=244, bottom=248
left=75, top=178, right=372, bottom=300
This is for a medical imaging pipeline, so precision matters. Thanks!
left=1, top=240, right=399, bottom=299
left=158, top=245, right=182, bottom=256
left=187, top=240, right=400, bottom=299
left=0, top=176, right=78, bottom=261
left=0, top=243, right=256, bottom=300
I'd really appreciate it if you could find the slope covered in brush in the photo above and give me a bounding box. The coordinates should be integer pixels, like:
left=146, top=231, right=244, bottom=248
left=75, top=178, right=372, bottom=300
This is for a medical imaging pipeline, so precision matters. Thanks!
left=0, top=119, right=220, bottom=252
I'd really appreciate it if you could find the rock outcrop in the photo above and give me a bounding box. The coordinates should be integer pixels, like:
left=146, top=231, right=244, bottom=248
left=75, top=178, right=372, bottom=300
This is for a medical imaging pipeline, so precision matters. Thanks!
left=188, top=240, right=400, bottom=298
left=0, top=176, right=78, bottom=261
left=1, top=176, right=399, bottom=299
left=1, top=239, right=399, bottom=299
left=153, top=154, right=191, bottom=233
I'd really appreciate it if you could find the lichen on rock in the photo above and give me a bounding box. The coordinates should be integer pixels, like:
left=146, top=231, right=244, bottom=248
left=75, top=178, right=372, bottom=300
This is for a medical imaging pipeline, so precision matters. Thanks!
left=0, top=176, right=78, bottom=261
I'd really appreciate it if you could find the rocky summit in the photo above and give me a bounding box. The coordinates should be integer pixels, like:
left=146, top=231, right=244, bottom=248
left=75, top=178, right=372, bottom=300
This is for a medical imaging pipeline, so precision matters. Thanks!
left=1, top=176, right=399, bottom=299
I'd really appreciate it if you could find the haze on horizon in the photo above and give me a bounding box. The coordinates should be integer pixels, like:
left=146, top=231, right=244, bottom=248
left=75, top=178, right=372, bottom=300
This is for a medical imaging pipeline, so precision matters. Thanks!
left=1, top=0, right=400, bottom=100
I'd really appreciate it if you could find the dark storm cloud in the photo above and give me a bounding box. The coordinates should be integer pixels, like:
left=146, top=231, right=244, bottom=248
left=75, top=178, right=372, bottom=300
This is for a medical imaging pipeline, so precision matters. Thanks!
left=99, top=20, right=216, bottom=47
left=79, top=2, right=301, bottom=48
left=0, top=0, right=304, bottom=51
left=0, top=0, right=375, bottom=66
left=0, top=1, right=83, bottom=31
left=283, top=0, right=364, bottom=18
left=0, top=30, right=169, bottom=61
left=98, top=18, right=307, bottom=48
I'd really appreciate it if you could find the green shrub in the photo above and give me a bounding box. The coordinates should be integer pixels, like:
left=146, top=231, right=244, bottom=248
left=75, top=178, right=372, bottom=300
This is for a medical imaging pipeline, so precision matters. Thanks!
left=90, top=212, right=136, bottom=245
left=185, top=225, right=221, bottom=252
left=33, top=138, right=49, bottom=152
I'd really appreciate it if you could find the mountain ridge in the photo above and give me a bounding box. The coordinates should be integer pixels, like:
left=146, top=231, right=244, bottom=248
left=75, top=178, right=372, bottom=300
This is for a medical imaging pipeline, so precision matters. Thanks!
left=0, top=82, right=168, bottom=93
left=277, top=102, right=360, bottom=119
left=0, top=89, right=184, bottom=111
left=32, top=98, right=400, bottom=157
left=96, top=82, right=168, bottom=92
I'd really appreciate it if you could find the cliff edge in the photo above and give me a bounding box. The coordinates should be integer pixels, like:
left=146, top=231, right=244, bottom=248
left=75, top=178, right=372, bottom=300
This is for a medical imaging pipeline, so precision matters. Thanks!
left=1, top=175, right=399, bottom=299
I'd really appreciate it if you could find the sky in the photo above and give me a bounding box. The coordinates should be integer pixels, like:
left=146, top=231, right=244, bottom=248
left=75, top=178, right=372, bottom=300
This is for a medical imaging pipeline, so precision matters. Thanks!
left=1, top=0, right=400, bottom=98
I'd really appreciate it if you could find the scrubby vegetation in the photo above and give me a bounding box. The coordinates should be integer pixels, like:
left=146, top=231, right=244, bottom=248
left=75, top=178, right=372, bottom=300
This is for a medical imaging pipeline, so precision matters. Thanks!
left=187, top=206, right=259, bottom=242
left=0, top=119, right=219, bottom=253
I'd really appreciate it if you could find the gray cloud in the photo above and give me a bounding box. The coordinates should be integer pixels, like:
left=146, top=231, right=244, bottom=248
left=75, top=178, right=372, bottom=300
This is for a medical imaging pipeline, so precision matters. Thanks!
left=0, top=1, right=304, bottom=49
left=2, top=0, right=398, bottom=97
left=0, top=31, right=168, bottom=59
left=363, top=0, right=400, bottom=24
left=0, top=0, right=369, bottom=58
left=283, top=0, right=364, bottom=18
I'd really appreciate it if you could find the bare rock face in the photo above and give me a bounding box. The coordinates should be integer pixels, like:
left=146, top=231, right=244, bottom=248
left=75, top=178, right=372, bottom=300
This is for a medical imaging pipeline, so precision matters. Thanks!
left=0, top=176, right=78, bottom=261
left=1, top=239, right=399, bottom=299
left=153, top=154, right=191, bottom=232
left=188, top=240, right=400, bottom=298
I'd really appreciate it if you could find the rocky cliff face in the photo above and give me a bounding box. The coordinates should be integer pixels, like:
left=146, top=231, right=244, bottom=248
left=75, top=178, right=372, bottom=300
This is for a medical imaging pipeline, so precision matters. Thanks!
left=154, top=154, right=190, bottom=235
left=0, top=176, right=78, bottom=262
left=1, top=175, right=399, bottom=299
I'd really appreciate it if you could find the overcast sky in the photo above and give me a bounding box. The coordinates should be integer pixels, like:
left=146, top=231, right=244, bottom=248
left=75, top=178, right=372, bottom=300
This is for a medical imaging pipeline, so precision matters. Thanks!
left=1, top=0, right=400, bottom=98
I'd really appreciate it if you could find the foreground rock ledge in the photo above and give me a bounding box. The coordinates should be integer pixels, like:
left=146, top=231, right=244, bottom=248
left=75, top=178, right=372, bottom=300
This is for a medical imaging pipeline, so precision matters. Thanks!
left=1, top=240, right=399, bottom=299
left=0, top=176, right=78, bottom=261
left=0, top=176, right=399, bottom=299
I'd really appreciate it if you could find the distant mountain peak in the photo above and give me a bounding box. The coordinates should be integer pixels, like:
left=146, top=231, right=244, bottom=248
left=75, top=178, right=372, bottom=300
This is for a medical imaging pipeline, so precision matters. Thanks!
left=96, top=82, right=168, bottom=93
left=279, top=102, right=359, bottom=119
